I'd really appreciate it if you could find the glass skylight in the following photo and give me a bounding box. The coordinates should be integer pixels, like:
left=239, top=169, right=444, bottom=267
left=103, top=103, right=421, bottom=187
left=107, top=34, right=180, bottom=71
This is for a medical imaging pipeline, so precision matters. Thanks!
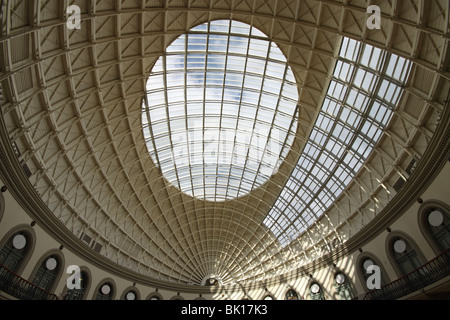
left=264, top=37, right=412, bottom=247
left=142, top=20, right=299, bottom=201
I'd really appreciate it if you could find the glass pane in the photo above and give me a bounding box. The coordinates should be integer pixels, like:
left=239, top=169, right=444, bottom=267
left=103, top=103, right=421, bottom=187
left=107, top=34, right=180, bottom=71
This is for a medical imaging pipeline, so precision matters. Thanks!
left=142, top=20, right=298, bottom=202
left=263, top=37, right=412, bottom=247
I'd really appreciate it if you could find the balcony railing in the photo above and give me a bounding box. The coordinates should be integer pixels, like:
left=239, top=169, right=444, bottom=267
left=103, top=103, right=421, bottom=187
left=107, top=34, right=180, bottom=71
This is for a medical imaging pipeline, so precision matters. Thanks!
left=0, top=264, right=59, bottom=300
left=364, top=247, right=450, bottom=300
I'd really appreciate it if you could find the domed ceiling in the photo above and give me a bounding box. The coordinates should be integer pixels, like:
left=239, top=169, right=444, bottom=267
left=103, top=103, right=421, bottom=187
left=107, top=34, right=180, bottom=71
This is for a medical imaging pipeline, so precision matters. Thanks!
left=0, top=0, right=448, bottom=288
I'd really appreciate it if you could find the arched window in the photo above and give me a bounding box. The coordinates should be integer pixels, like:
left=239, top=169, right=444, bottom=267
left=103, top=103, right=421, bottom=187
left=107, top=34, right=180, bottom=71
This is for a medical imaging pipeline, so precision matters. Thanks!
left=31, top=255, right=61, bottom=294
left=357, top=254, right=389, bottom=291
left=0, top=232, right=29, bottom=273
left=390, top=237, right=423, bottom=276
left=419, top=202, right=450, bottom=255
left=362, top=258, right=376, bottom=286
left=334, top=273, right=354, bottom=300
left=309, top=283, right=325, bottom=300
left=427, top=209, right=450, bottom=252
left=285, top=289, right=299, bottom=300
left=96, top=282, right=114, bottom=300
left=64, top=271, right=89, bottom=300
left=263, top=295, right=274, bottom=300
left=205, top=277, right=219, bottom=286
left=147, top=291, right=163, bottom=300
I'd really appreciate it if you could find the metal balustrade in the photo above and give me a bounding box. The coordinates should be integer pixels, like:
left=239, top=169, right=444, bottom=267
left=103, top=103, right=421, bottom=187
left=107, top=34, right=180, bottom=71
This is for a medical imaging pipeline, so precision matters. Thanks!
left=364, top=248, right=450, bottom=300
left=0, top=264, right=59, bottom=300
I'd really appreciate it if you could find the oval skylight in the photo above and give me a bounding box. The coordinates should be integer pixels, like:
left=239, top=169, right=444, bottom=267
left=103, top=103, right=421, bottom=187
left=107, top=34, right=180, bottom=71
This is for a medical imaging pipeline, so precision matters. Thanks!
left=142, top=20, right=299, bottom=201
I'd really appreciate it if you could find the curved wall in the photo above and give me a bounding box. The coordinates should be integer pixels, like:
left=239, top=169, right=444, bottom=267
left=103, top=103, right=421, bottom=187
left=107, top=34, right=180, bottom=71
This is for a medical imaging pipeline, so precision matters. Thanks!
left=1, top=162, right=448, bottom=300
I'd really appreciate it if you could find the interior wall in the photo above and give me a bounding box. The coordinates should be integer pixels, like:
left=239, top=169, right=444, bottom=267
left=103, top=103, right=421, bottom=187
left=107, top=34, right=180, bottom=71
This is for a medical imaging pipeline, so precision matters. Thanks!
left=0, top=161, right=449, bottom=300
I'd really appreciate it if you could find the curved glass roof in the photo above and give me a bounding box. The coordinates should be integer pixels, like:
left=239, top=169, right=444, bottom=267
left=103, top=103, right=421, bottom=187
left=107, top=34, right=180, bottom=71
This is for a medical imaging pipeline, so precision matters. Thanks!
left=264, top=37, right=412, bottom=247
left=3, top=0, right=446, bottom=287
left=142, top=20, right=298, bottom=201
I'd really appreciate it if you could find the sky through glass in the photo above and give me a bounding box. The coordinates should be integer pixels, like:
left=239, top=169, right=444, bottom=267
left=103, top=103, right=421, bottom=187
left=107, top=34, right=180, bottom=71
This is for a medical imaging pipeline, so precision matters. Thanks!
left=142, top=21, right=411, bottom=247
left=142, top=20, right=299, bottom=202
left=263, top=37, right=412, bottom=247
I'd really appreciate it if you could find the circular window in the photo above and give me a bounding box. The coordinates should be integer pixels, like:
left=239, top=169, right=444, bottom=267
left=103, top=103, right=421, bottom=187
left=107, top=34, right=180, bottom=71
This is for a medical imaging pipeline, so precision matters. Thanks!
left=126, top=291, right=136, bottom=300
left=12, top=234, right=26, bottom=250
left=335, top=273, right=346, bottom=285
left=142, top=20, right=298, bottom=202
left=310, top=284, right=321, bottom=294
left=393, top=239, right=407, bottom=253
left=45, top=257, right=58, bottom=271
left=428, top=210, right=444, bottom=227
left=101, top=284, right=111, bottom=295
left=363, top=259, right=375, bottom=271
